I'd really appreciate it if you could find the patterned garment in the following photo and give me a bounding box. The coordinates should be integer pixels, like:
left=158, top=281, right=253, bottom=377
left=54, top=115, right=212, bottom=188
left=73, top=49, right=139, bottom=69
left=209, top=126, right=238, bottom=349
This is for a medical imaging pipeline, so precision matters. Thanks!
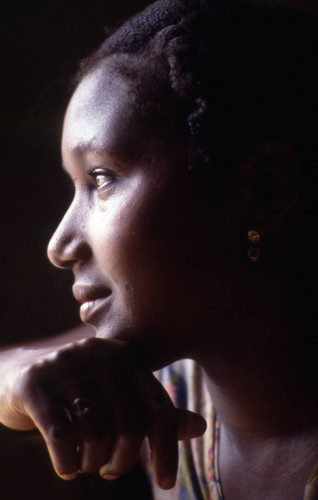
left=148, top=359, right=318, bottom=500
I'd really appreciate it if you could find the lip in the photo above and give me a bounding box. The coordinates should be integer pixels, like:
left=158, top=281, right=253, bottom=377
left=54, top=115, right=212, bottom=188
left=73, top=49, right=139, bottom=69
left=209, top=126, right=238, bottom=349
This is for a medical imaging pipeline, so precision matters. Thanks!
left=72, top=283, right=112, bottom=325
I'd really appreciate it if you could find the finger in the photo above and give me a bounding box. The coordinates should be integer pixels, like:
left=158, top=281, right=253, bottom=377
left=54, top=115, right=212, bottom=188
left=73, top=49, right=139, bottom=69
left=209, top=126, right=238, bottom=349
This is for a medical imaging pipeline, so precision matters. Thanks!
left=175, top=408, right=207, bottom=440
left=71, top=401, right=114, bottom=474
left=148, top=410, right=178, bottom=490
left=98, top=375, right=146, bottom=480
left=134, top=370, right=179, bottom=490
left=99, top=432, right=144, bottom=480
left=24, top=398, right=79, bottom=479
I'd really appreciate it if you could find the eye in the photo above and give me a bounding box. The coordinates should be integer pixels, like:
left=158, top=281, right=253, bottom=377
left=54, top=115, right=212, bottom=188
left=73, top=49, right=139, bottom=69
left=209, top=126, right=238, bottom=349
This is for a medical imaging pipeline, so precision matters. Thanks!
left=88, top=168, right=114, bottom=189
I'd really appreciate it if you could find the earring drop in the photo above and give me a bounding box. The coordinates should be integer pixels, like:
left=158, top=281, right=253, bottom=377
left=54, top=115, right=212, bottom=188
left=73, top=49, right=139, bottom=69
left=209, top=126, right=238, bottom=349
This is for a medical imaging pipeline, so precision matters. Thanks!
left=247, top=229, right=261, bottom=262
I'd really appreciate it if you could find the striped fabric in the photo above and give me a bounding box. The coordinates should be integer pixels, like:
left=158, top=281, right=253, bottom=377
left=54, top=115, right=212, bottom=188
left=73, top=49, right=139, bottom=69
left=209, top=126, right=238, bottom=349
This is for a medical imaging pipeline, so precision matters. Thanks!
left=147, top=359, right=318, bottom=500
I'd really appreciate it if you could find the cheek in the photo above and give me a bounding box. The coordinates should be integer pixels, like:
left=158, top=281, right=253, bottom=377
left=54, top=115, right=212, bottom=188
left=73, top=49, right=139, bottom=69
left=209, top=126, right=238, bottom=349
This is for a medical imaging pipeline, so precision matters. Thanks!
left=88, top=183, right=161, bottom=281
left=88, top=171, right=204, bottom=324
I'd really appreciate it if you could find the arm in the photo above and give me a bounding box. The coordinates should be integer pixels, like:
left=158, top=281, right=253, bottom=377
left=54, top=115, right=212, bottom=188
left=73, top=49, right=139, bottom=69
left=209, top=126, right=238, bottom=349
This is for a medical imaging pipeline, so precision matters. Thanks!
left=2, top=324, right=94, bottom=350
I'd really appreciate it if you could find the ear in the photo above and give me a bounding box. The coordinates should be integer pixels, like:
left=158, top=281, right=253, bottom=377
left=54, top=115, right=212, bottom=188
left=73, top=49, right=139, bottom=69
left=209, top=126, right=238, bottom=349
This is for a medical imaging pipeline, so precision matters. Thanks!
left=240, top=141, right=301, bottom=235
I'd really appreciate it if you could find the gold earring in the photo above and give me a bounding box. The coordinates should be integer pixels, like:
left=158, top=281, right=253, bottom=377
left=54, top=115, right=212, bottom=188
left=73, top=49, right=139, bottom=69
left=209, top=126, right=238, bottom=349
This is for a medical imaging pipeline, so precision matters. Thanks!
left=247, top=229, right=261, bottom=263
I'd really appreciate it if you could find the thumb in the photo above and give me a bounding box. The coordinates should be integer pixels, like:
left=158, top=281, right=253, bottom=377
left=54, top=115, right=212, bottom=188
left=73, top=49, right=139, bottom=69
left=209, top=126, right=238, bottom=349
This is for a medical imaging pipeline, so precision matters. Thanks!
left=176, top=408, right=207, bottom=440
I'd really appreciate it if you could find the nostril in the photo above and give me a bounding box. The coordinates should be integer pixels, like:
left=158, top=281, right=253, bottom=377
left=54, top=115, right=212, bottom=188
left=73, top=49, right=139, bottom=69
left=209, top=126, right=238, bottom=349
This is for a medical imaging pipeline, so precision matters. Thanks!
left=61, top=259, right=77, bottom=269
left=47, top=236, right=92, bottom=269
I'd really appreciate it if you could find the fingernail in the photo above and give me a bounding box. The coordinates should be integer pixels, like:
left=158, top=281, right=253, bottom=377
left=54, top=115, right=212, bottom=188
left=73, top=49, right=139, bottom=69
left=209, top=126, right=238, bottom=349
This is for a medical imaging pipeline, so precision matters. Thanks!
left=99, top=465, right=120, bottom=480
left=60, top=472, right=78, bottom=480
left=160, top=473, right=177, bottom=490
left=100, top=472, right=120, bottom=480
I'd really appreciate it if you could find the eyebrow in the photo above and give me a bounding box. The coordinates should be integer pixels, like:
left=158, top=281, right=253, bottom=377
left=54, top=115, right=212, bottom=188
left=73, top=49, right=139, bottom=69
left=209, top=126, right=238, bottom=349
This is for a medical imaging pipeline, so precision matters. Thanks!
left=72, top=140, right=109, bottom=155
left=68, top=138, right=135, bottom=169
left=61, top=140, right=123, bottom=173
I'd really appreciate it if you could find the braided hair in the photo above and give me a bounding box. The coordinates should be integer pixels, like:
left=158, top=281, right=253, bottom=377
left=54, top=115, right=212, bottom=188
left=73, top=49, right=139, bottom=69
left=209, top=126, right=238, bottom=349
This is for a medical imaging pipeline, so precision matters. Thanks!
left=76, top=0, right=318, bottom=190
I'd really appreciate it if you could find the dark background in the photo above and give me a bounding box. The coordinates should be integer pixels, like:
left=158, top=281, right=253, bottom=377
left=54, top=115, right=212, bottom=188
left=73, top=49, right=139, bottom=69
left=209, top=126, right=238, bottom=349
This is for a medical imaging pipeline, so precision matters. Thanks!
left=1, top=0, right=152, bottom=347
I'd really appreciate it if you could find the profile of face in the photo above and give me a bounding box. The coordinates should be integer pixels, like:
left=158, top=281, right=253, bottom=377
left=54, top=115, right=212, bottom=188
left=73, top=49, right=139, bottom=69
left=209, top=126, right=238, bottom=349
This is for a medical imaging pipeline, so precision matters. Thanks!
left=47, top=61, right=239, bottom=369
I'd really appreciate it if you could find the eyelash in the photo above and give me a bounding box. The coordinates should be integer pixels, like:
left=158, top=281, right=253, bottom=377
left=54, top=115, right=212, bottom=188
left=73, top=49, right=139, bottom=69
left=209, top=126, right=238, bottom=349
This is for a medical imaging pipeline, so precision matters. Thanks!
left=88, top=168, right=115, bottom=189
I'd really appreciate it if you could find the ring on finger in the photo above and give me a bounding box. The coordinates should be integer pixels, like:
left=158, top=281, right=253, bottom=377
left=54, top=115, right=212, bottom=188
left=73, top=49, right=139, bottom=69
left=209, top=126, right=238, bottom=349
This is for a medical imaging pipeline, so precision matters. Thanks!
left=72, top=397, right=96, bottom=418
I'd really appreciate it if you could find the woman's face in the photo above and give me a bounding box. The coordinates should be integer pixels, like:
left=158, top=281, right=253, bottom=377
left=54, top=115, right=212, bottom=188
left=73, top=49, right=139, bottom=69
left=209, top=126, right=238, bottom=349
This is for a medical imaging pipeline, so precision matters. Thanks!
left=48, top=64, right=235, bottom=369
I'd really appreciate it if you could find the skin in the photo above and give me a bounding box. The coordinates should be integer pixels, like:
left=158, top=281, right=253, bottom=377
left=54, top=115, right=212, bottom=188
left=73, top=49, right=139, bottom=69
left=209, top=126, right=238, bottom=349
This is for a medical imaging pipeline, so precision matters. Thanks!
left=0, top=59, right=317, bottom=499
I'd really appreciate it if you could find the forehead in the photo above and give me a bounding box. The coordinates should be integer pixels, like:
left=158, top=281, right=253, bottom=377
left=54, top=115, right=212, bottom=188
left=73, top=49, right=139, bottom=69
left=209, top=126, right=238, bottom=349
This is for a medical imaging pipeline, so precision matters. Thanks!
left=62, top=57, right=188, bottom=172
left=62, top=64, right=140, bottom=152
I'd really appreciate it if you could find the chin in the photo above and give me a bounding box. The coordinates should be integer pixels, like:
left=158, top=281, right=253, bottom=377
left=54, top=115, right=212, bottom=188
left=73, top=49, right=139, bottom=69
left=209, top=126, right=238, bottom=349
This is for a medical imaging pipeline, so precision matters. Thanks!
left=94, top=323, right=177, bottom=371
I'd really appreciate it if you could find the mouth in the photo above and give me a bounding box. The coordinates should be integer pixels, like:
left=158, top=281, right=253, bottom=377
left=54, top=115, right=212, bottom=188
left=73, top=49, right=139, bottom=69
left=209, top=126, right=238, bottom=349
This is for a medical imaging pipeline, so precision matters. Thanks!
left=72, top=284, right=112, bottom=325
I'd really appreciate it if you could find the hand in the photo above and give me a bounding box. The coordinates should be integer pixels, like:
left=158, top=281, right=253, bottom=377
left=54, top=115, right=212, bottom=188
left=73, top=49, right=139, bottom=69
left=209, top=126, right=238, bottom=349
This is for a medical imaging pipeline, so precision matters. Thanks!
left=0, top=337, right=206, bottom=489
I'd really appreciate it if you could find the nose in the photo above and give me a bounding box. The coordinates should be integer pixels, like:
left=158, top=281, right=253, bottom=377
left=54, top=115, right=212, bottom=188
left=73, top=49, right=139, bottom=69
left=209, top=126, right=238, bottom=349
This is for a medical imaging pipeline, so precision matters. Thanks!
left=47, top=199, right=91, bottom=269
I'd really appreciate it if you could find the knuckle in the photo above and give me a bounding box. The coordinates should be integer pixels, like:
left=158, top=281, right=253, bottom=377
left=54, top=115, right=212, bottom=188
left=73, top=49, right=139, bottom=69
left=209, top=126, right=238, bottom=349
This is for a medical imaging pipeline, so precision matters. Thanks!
left=21, top=364, right=48, bottom=394
left=46, top=423, right=70, bottom=443
left=55, top=345, right=76, bottom=364
left=74, top=336, right=103, bottom=355
left=24, top=362, right=45, bottom=381
left=21, top=360, right=61, bottom=401
left=57, top=338, right=104, bottom=365
left=79, top=336, right=98, bottom=349
left=22, top=352, right=61, bottom=389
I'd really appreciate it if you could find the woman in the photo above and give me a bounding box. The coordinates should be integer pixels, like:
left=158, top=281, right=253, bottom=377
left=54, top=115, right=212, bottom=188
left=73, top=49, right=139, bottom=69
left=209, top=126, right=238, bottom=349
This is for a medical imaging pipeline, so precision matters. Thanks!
left=1, top=0, right=318, bottom=498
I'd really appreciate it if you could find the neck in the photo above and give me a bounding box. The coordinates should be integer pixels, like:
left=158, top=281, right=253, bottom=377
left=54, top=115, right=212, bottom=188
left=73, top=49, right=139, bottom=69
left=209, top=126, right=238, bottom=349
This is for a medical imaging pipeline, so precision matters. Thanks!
left=195, top=265, right=318, bottom=440
left=202, top=357, right=318, bottom=439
